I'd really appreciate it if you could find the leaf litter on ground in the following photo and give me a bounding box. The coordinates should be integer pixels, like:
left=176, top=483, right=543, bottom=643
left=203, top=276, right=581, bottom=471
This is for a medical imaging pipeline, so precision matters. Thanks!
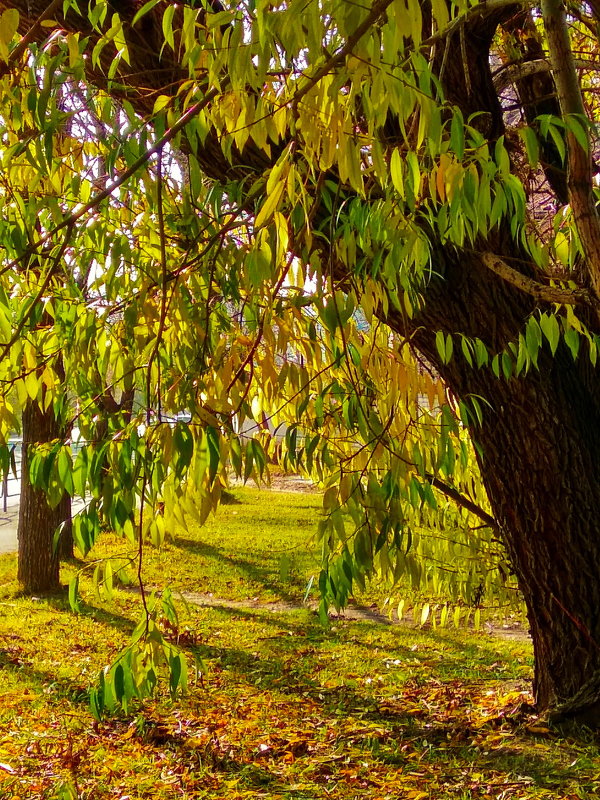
left=0, top=487, right=598, bottom=799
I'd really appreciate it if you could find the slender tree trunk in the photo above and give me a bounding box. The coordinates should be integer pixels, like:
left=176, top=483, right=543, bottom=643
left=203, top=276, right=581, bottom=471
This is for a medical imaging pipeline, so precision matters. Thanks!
left=17, top=401, right=71, bottom=592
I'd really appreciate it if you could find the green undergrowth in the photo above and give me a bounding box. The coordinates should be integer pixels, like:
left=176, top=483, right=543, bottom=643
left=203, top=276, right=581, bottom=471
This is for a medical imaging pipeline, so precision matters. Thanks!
left=0, top=488, right=597, bottom=799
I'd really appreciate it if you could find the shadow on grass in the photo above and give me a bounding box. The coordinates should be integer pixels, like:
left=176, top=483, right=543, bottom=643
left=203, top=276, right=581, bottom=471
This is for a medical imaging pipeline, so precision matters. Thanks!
left=0, top=598, right=586, bottom=792
left=0, top=645, right=92, bottom=705
left=173, top=536, right=307, bottom=604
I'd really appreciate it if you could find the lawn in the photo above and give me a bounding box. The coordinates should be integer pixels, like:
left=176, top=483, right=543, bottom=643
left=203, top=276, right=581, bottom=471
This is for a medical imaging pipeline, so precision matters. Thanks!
left=0, top=487, right=598, bottom=799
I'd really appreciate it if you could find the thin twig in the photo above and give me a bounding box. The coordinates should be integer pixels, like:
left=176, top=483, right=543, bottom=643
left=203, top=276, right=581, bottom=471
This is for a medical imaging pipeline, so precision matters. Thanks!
left=1, top=89, right=219, bottom=276
left=0, top=224, right=73, bottom=365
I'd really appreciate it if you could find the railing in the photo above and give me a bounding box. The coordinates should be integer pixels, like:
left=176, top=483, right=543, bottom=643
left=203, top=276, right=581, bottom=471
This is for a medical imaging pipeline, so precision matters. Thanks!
left=0, top=435, right=86, bottom=513
left=1, top=441, right=21, bottom=513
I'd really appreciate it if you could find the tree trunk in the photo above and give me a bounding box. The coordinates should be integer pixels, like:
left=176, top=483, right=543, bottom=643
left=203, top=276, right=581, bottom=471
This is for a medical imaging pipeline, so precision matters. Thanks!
left=449, top=349, right=600, bottom=724
left=17, top=401, right=71, bottom=593
left=396, top=244, right=600, bottom=724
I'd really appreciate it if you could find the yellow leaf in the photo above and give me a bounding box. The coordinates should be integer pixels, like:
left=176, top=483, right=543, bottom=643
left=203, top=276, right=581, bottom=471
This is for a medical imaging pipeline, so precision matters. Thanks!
left=390, top=148, right=404, bottom=198
left=430, top=0, right=449, bottom=30
left=255, top=180, right=286, bottom=229
left=436, top=161, right=446, bottom=202
left=25, top=371, right=39, bottom=401
left=0, top=9, right=19, bottom=47
left=273, top=211, right=289, bottom=263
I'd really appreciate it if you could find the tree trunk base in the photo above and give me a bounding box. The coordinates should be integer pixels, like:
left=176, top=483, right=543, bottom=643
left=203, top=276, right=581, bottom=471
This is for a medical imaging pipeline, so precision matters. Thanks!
left=547, top=670, right=600, bottom=728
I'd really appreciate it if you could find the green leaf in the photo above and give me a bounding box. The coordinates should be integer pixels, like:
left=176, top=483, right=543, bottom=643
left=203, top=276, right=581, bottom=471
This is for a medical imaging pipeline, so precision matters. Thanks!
left=162, top=4, right=175, bottom=50
left=564, top=326, right=580, bottom=360
left=173, top=423, right=194, bottom=477
left=435, top=330, right=446, bottom=363
left=519, top=126, right=539, bottom=168
left=132, top=0, right=162, bottom=26
left=525, top=317, right=542, bottom=368
left=461, top=336, right=473, bottom=367
left=68, top=575, right=81, bottom=613
left=206, top=426, right=220, bottom=484
left=390, top=148, right=404, bottom=198
left=540, top=313, right=560, bottom=355
left=565, top=113, right=589, bottom=153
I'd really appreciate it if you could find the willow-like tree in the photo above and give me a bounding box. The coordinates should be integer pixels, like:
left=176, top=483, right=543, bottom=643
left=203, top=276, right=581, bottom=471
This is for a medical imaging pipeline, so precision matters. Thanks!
left=2, top=0, right=600, bottom=723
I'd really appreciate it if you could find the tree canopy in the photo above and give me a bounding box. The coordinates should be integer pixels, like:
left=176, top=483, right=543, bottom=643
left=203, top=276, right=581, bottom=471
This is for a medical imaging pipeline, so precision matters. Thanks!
left=2, top=0, right=600, bottom=724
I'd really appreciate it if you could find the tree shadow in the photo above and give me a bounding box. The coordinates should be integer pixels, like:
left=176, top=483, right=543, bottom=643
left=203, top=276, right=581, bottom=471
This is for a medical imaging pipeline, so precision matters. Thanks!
left=0, top=600, right=590, bottom=792
left=173, top=536, right=306, bottom=604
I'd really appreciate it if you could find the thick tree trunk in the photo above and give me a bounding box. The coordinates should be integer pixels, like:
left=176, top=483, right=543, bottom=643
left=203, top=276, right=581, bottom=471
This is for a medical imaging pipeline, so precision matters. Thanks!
left=396, top=243, right=600, bottom=724
left=449, top=350, right=600, bottom=724
left=17, top=401, right=71, bottom=593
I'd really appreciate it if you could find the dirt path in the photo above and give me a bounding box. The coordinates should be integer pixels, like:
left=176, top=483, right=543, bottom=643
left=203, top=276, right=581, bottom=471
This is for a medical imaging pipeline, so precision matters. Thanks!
left=176, top=590, right=531, bottom=643
left=229, top=474, right=319, bottom=493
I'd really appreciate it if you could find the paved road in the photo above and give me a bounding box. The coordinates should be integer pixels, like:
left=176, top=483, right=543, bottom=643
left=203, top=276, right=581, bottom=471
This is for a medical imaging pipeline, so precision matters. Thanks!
left=0, top=438, right=87, bottom=556
left=0, top=507, right=18, bottom=554
left=0, top=479, right=85, bottom=555
left=0, top=476, right=20, bottom=553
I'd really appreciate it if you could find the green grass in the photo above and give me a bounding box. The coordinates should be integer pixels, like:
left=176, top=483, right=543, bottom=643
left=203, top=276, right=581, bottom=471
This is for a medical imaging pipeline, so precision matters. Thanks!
left=0, top=487, right=598, bottom=799
left=135, top=486, right=324, bottom=602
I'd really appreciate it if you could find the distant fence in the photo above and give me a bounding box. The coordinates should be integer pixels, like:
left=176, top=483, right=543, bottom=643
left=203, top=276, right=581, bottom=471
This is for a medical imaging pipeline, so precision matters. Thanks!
left=0, top=435, right=88, bottom=513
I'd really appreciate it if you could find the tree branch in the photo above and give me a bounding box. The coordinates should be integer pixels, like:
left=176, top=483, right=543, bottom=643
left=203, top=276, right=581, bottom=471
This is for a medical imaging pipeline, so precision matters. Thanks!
left=480, top=252, right=596, bottom=308
left=493, top=58, right=600, bottom=93
left=542, top=0, right=600, bottom=301
left=422, top=0, right=533, bottom=49
left=426, top=473, right=498, bottom=530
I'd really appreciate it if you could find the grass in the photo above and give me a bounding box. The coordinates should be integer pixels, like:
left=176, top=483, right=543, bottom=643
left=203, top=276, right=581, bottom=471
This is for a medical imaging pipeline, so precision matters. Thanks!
left=0, top=486, right=598, bottom=799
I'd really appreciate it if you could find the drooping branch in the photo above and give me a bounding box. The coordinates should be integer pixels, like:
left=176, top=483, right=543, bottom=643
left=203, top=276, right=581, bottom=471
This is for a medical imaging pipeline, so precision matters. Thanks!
left=427, top=473, right=498, bottom=530
left=2, top=89, right=218, bottom=274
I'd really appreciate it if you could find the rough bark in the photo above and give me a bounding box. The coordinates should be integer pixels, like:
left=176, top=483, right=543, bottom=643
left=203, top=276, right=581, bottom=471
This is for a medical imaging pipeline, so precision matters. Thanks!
left=17, top=401, right=70, bottom=593
left=392, top=244, right=600, bottom=725
left=472, top=355, right=600, bottom=724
